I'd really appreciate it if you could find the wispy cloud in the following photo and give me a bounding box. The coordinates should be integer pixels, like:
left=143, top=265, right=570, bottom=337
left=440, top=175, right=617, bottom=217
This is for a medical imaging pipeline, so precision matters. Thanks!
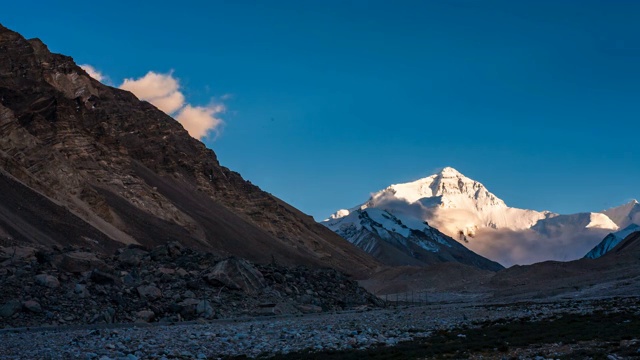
left=78, top=65, right=228, bottom=140
left=111, top=70, right=226, bottom=139
left=176, top=103, right=225, bottom=139
left=120, top=71, right=185, bottom=114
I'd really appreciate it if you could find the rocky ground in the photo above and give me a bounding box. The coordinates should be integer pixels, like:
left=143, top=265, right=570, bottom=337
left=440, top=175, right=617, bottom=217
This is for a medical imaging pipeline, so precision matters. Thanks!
left=0, top=243, right=382, bottom=328
left=3, top=244, right=640, bottom=359
left=0, top=297, right=638, bottom=359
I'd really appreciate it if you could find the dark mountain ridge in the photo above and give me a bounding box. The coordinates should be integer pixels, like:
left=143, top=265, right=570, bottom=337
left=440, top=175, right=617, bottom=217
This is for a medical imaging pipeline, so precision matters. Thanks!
left=0, top=24, right=379, bottom=276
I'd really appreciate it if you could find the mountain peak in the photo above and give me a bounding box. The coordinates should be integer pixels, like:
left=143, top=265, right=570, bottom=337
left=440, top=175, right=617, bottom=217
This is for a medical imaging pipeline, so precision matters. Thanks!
left=367, top=166, right=504, bottom=209
left=437, top=166, right=463, bottom=177
left=603, top=199, right=640, bottom=228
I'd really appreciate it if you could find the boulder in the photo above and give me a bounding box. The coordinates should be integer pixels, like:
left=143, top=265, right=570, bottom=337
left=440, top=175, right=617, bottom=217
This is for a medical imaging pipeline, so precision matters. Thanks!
left=179, top=298, right=200, bottom=307
left=118, top=247, right=148, bottom=267
left=74, top=283, right=90, bottom=298
left=297, top=304, right=323, bottom=313
left=90, top=269, right=119, bottom=284
left=175, top=298, right=200, bottom=317
left=136, top=310, right=155, bottom=322
left=176, top=268, right=189, bottom=277
left=150, top=246, right=168, bottom=261
left=0, top=300, right=22, bottom=317
left=52, top=252, right=107, bottom=273
left=137, top=285, right=162, bottom=300
left=204, top=258, right=266, bottom=295
left=273, top=302, right=300, bottom=315
left=23, top=300, right=42, bottom=313
left=0, top=246, right=37, bottom=263
left=196, top=300, right=214, bottom=319
left=166, top=242, right=184, bottom=257
left=103, top=307, right=115, bottom=324
left=35, top=274, right=60, bottom=288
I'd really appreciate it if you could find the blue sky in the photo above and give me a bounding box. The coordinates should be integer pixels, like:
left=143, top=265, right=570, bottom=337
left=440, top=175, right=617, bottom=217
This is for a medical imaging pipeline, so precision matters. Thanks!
left=3, top=1, right=639, bottom=220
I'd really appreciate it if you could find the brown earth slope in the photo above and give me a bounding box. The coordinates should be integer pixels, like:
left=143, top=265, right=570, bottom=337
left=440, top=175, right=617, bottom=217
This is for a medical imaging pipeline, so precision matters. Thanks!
left=361, top=231, right=640, bottom=300
left=0, top=24, right=379, bottom=276
left=488, top=231, right=640, bottom=300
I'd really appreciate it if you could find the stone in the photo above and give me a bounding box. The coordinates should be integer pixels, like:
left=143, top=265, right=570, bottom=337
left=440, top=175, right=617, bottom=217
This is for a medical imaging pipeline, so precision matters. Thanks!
left=271, top=302, right=299, bottom=315
left=157, top=267, right=175, bottom=275
left=272, top=272, right=286, bottom=283
left=0, top=246, right=37, bottom=263
left=179, top=298, right=201, bottom=307
left=0, top=299, right=22, bottom=317
left=196, top=300, right=214, bottom=319
left=74, top=283, right=90, bottom=298
left=166, top=242, right=184, bottom=257
left=23, top=300, right=42, bottom=313
left=150, top=246, right=168, bottom=261
left=103, top=308, right=116, bottom=324
left=118, top=247, right=148, bottom=267
left=137, top=285, right=162, bottom=300
left=136, top=310, right=155, bottom=322
left=297, top=304, right=322, bottom=313
left=299, top=294, right=314, bottom=304
left=91, top=269, right=119, bottom=284
left=176, top=268, right=189, bottom=277
left=35, top=274, right=60, bottom=288
left=204, top=257, right=266, bottom=295
left=52, top=252, right=107, bottom=273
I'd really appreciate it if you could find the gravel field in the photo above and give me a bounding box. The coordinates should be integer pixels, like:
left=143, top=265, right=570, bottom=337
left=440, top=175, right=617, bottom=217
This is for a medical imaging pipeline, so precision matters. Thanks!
left=0, top=298, right=626, bottom=360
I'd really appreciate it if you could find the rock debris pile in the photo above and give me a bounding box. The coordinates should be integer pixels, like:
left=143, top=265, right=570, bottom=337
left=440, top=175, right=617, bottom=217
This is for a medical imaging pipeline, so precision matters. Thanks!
left=0, top=242, right=382, bottom=328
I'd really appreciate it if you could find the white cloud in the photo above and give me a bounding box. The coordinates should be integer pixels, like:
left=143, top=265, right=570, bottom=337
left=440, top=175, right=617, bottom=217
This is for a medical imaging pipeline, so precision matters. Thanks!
left=176, top=104, right=225, bottom=139
left=118, top=71, right=226, bottom=139
left=120, top=71, right=185, bottom=114
left=463, top=227, right=612, bottom=267
left=80, top=64, right=106, bottom=82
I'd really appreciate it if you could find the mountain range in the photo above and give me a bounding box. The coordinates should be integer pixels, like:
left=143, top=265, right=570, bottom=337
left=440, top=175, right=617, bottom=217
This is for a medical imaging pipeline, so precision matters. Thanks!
left=1, top=20, right=639, bottom=293
left=324, top=167, right=638, bottom=267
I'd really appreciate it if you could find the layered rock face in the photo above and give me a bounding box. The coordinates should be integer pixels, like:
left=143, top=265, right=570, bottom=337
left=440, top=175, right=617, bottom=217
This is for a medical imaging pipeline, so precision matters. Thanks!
left=0, top=24, right=378, bottom=275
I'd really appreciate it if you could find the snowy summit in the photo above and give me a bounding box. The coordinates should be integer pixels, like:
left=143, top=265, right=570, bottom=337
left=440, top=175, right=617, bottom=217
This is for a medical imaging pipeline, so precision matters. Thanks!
left=325, top=167, right=626, bottom=266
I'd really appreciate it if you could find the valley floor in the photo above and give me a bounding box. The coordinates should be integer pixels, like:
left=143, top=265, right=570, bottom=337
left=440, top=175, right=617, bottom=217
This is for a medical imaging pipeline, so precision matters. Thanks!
left=1, top=297, right=638, bottom=359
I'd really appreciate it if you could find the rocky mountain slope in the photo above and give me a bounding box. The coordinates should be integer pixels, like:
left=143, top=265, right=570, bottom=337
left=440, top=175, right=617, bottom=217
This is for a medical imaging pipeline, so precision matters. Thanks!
left=584, top=223, right=640, bottom=259
left=583, top=200, right=640, bottom=259
left=0, top=24, right=379, bottom=276
left=325, top=167, right=621, bottom=266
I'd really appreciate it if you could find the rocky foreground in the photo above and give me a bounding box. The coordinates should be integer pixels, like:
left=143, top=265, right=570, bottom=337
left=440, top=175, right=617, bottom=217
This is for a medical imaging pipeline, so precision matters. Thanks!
left=0, top=243, right=381, bottom=329
left=0, top=297, right=639, bottom=359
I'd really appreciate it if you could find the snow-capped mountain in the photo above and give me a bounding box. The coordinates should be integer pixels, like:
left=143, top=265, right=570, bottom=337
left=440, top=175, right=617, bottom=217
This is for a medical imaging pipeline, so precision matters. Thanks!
left=585, top=224, right=640, bottom=259
left=324, top=207, right=503, bottom=271
left=603, top=200, right=640, bottom=229
left=324, top=167, right=622, bottom=267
